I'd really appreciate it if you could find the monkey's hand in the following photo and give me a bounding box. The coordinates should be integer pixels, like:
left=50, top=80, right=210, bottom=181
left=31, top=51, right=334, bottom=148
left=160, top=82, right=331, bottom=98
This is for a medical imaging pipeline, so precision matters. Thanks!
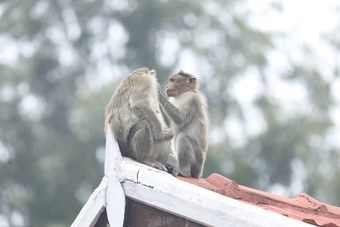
left=162, top=127, right=174, bottom=141
left=154, top=127, right=174, bottom=143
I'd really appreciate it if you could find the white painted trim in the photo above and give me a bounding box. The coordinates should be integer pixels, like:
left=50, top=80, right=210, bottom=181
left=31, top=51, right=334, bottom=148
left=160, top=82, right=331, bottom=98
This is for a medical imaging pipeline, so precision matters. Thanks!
left=118, top=158, right=313, bottom=227
left=105, top=127, right=126, bottom=226
left=72, top=127, right=126, bottom=227
left=71, top=177, right=107, bottom=227
left=104, top=126, right=122, bottom=177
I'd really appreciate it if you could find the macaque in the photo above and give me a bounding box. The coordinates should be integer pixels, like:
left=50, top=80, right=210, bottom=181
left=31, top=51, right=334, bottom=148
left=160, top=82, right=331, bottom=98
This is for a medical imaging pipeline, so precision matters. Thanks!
left=158, top=71, right=209, bottom=178
left=104, top=67, right=176, bottom=174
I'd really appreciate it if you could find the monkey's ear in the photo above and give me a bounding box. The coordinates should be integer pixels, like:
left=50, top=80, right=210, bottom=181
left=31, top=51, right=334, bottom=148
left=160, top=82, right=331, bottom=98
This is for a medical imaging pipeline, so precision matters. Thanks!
left=187, top=77, right=196, bottom=87
left=150, top=69, right=156, bottom=76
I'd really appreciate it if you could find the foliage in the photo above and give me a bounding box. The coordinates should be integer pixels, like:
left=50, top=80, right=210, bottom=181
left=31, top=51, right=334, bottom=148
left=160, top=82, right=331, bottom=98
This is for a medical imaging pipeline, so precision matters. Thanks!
left=0, top=0, right=339, bottom=225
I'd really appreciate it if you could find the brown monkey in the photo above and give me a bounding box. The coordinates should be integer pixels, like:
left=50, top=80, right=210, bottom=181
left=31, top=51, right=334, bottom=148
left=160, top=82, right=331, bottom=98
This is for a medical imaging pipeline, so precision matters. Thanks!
left=104, top=68, right=176, bottom=173
left=158, top=71, right=209, bottom=178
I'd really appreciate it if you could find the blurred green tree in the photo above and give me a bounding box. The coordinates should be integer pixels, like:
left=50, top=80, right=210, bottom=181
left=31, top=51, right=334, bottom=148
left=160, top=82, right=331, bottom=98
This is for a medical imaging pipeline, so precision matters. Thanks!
left=0, top=0, right=339, bottom=226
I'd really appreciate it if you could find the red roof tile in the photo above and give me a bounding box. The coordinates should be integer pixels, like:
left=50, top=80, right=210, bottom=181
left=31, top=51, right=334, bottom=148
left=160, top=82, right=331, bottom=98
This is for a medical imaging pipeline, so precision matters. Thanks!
left=178, top=173, right=340, bottom=227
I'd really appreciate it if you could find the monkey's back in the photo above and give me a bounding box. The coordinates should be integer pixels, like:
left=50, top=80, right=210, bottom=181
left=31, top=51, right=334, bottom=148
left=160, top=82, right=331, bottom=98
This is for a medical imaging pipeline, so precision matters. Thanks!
left=104, top=70, right=157, bottom=153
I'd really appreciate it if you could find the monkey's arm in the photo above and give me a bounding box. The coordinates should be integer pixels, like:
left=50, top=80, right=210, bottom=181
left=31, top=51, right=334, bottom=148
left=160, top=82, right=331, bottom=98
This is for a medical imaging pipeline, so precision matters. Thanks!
left=130, top=93, right=171, bottom=142
left=158, top=91, right=187, bottom=126
left=160, top=105, right=171, bottom=127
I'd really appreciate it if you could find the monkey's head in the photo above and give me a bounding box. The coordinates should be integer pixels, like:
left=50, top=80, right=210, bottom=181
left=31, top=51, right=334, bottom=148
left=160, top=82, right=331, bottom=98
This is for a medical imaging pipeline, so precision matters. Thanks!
left=132, top=67, right=157, bottom=78
left=165, top=70, right=199, bottom=98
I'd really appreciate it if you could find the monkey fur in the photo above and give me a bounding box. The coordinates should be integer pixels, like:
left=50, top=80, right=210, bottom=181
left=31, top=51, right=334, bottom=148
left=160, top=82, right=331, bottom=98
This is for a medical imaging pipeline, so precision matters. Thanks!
left=105, top=67, right=176, bottom=174
left=158, top=71, right=209, bottom=178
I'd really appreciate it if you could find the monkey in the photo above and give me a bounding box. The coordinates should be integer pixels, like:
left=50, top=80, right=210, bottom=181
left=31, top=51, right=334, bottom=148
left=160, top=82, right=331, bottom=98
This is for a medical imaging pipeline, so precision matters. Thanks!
left=104, top=67, right=177, bottom=174
left=158, top=70, right=209, bottom=178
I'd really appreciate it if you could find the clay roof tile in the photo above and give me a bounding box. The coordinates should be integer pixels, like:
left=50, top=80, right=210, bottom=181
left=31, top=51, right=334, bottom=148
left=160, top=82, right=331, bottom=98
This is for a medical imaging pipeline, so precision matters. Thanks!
left=179, top=173, right=340, bottom=227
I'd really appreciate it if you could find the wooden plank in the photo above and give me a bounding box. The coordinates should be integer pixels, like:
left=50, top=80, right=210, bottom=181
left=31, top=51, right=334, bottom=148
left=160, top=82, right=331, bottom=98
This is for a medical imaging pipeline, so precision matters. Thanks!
left=118, top=159, right=313, bottom=227
left=71, top=177, right=107, bottom=227
left=105, top=127, right=126, bottom=226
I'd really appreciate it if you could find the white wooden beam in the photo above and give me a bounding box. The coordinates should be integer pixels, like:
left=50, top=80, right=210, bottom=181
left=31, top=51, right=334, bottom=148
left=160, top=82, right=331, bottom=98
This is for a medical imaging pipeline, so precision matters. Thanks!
left=71, top=177, right=107, bottom=227
left=118, top=158, right=313, bottom=227
left=105, top=127, right=126, bottom=226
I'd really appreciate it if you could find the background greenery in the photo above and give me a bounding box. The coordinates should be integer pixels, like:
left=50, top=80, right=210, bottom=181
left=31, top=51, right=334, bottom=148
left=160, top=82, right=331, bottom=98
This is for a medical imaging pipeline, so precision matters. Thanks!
left=0, top=0, right=339, bottom=226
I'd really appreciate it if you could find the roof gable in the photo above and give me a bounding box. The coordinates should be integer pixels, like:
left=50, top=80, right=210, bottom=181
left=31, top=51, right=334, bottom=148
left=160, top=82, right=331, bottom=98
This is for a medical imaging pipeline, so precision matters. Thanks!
left=72, top=127, right=339, bottom=227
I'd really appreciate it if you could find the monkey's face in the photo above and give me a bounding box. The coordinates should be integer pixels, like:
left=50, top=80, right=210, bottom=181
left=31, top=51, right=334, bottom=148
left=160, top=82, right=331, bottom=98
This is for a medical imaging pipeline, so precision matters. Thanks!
left=166, top=74, right=193, bottom=97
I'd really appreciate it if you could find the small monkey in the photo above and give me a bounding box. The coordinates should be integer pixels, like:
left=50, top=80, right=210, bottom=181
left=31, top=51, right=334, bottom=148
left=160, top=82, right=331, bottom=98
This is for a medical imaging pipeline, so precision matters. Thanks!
left=105, top=68, right=176, bottom=173
left=158, top=71, right=209, bottom=178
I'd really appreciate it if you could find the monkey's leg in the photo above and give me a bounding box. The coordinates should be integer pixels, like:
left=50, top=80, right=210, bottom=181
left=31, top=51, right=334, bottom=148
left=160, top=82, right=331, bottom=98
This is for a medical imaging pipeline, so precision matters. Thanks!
left=177, top=133, right=196, bottom=178
left=130, top=97, right=171, bottom=142
left=128, top=120, right=153, bottom=160
left=189, top=147, right=205, bottom=178
left=161, top=141, right=179, bottom=176
left=129, top=120, right=167, bottom=172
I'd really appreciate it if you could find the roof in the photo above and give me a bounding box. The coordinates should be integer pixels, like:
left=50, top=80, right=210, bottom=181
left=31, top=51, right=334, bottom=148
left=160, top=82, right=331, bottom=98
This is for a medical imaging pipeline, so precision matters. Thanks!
left=71, top=127, right=340, bottom=227
left=178, top=175, right=340, bottom=227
